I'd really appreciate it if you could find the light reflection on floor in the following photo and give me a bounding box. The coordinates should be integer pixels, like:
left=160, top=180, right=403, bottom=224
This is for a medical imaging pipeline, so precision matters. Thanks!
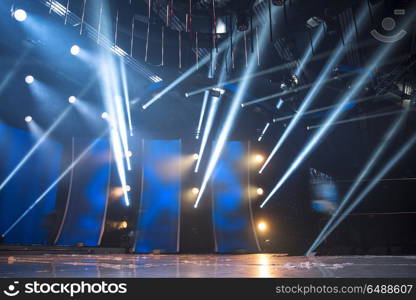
left=0, top=254, right=415, bottom=278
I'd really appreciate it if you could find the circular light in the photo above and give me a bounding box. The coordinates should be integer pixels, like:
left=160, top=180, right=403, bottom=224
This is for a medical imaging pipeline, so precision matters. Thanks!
left=101, top=112, right=109, bottom=119
left=191, top=187, right=199, bottom=195
left=68, top=96, right=76, bottom=103
left=256, top=188, right=264, bottom=196
left=25, top=116, right=32, bottom=123
left=70, top=45, right=80, bottom=56
left=127, top=151, right=133, bottom=158
left=118, top=221, right=128, bottom=230
left=257, top=221, right=267, bottom=232
left=124, top=185, right=131, bottom=192
left=192, top=153, right=199, bottom=160
left=25, top=75, right=34, bottom=84
left=254, top=154, right=264, bottom=163
left=14, top=9, right=27, bottom=22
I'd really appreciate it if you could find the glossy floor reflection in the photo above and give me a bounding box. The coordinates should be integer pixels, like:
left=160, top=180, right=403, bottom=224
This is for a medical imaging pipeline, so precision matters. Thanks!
left=1, top=254, right=415, bottom=278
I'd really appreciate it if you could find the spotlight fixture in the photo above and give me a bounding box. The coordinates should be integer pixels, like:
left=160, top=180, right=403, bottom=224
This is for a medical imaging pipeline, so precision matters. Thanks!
left=118, top=221, right=128, bottom=230
left=210, top=87, right=225, bottom=98
left=124, top=185, right=131, bottom=192
left=256, top=188, right=264, bottom=196
left=193, top=153, right=199, bottom=160
left=24, top=116, right=33, bottom=123
left=101, top=112, right=109, bottom=119
left=257, top=221, right=267, bottom=232
left=70, top=45, right=80, bottom=56
left=25, top=75, right=34, bottom=84
left=191, top=187, right=199, bottom=195
left=127, top=151, right=133, bottom=158
left=68, top=96, right=76, bottom=103
left=13, top=9, right=27, bottom=22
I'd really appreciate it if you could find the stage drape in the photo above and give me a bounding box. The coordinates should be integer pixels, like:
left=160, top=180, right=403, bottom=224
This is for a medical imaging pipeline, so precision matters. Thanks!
left=55, top=138, right=110, bottom=246
left=212, top=141, right=260, bottom=253
left=134, top=140, right=181, bottom=253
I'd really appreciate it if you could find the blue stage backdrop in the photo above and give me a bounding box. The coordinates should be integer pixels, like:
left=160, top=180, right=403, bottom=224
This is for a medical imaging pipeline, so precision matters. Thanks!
left=0, top=124, right=62, bottom=244
left=134, top=140, right=181, bottom=253
left=212, top=141, right=260, bottom=253
left=55, top=138, right=111, bottom=247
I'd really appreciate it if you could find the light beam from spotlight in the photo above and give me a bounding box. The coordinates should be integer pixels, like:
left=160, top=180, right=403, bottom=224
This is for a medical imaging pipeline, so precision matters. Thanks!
left=0, top=108, right=72, bottom=191
left=194, top=6, right=279, bottom=208
left=261, top=33, right=398, bottom=208
left=307, top=108, right=410, bottom=254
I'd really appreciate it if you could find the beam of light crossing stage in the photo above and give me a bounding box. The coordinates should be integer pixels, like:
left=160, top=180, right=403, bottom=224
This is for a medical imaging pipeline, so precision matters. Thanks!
left=194, top=61, right=228, bottom=173
left=195, top=91, right=209, bottom=140
left=307, top=109, right=405, bottom=130
left=0, top=48, right=32, bottom=96
left=272, top=95, right=387, bottom=123
left=306, top=107, right=410, bottom=255
left=261, top=36, right=397, bottom=208
left=2, top=133, right=106, bottom=237
left=307, top=131, right=416, bottom=254
left=142, top=30, right=245, bottom=110
left=194, top=6, right=280, bottom=208
left=258, top=122, right=271, bottom=142
left=120, top=60, right=134, bottom=137
left=97, top=2, right=132, bottom=205
left=0, top=107, right=72, bottom=191
left=294, top=25, right=325, bottom=78
left=258, top=9, right=366, bottom=174
left=241, top=72, right=354, bottom=108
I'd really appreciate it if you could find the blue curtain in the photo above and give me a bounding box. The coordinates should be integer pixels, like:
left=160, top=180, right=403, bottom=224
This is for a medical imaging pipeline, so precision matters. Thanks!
left=0, top=124, right=62, bottom=244
left=212, top=141, right=259, bottom=253
left=134, top=140, right=181, bottom=253
left=56, top=138, right=110, bottom=246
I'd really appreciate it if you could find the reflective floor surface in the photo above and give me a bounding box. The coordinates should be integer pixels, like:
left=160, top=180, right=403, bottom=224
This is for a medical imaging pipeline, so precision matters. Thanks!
left=1, top=254, right=416, bottom=278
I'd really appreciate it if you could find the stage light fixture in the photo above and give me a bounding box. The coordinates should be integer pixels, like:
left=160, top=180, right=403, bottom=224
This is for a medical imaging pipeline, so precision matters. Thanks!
left=124, top=185, right=131, bottom=192
left=127, top=151, right=133, bottom=158
left=193, top=153, right=199, bottom=160
left=101, top=112, right=109, bottom=119
left=70, top=45, right=80, bottom=56
left=191, top=187, right=199, bottom=195
left=24, top=116, right=32, bottom=123
left=257, top=221, right=267, bottom=232
left=25, top=75, right=34, bottom=84
left=256, top=188, right=264, bottom=196
left=14, top=9, right=27, bottom=22
left=118, top=221, right=128, bottom=230
left=68, top=96, right=76, bottom=103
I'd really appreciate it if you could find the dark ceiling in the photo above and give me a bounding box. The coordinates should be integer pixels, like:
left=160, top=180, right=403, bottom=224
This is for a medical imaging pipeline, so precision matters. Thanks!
left=0, top=0, right=415, bottom=147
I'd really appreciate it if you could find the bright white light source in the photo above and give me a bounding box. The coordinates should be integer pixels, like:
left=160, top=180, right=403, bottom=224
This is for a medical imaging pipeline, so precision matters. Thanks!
left=191, top=187, right=199, bottom=195
left=25, top=116, right=32, bottom=123
left=14, top=9, right=27, bottom=22
left=257, top=221, right=267, bottom=232
left=101, top=112, right=109, bottom=119
left=68, top=96, right=76, bottom=103
left=25, top=75, right=34, bottom=84
left=127, top=151, right=133, bottom=158
left=70, top=45, right=80, bottom=56
left=254, top=154, right=264, bottom=164
left=193, top=153, right=199, bottom=160
left=256, top=188, right=264, bottom=196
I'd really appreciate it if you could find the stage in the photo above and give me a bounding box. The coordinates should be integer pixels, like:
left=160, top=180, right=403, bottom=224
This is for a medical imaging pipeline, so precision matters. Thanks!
left=1, top=254, right=415, bottom=278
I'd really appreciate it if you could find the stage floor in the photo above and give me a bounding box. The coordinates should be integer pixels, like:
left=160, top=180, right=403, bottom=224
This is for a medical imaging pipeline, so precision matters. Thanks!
left=0, top=254, right=415, bottom=278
